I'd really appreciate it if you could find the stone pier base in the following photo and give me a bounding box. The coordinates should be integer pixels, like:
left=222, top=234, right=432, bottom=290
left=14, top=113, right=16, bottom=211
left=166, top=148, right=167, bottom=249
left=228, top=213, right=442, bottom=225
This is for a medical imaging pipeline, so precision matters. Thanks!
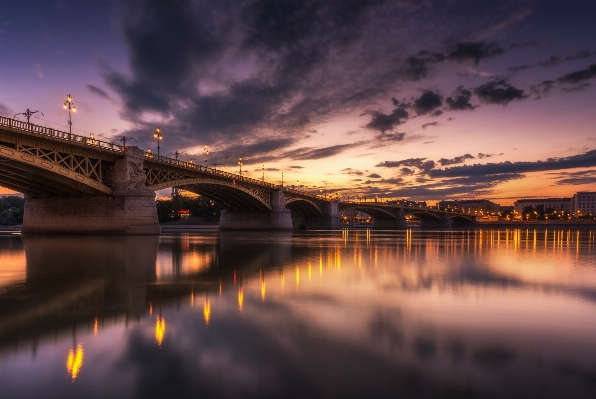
left=22, top=191, right=160, bottom=235
left=372, top=218, right=408, bottom=229
left=219, top=209, right=294, bottom=230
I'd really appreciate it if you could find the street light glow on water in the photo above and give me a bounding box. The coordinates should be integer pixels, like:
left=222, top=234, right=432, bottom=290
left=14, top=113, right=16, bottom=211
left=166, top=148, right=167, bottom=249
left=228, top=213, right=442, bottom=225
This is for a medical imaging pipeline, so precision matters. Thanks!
left=0, top=230, right=595, bottom=398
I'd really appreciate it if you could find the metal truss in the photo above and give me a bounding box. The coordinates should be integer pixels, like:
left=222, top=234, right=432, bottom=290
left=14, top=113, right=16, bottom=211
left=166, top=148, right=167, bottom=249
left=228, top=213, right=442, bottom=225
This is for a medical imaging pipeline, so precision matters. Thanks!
left=145, top=169, right=188, bottom=186
left=16, top=144, right=109, bottom=184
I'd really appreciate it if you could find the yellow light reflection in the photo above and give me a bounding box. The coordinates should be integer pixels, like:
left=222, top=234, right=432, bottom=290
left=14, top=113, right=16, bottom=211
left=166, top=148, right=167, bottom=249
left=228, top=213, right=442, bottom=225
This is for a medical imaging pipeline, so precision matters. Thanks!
left=155, top=316, right=165, bottom=346
left=295, top=266, right=300, bottom=287
left=261, top=279, right=266, bottom=302
left=149, top=302, right=153, bottom=315
left=93, top=318, right=98, bottom=336
left=308, top=262, right=312, bottom=281
left=238, top=287, right=244, bottom=311
left=66, top=344, right=84, bottom=381
left=281, top=272, right=285, bottom=290
left=204, top=299, right=211, bottom=325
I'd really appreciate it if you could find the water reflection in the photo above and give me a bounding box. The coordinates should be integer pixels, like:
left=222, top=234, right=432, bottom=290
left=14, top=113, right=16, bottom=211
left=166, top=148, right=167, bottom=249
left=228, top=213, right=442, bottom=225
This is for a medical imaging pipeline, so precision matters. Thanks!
left=0, top=229, right=595, bottom=398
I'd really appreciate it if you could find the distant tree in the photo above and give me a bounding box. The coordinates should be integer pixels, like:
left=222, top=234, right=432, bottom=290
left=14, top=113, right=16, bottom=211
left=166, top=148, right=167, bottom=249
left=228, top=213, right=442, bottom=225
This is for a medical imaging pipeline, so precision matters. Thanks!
left=155, top=195, right=222, bottom=223
left=522, top=205, right=534, bottom=221
left=0, top=196, right=24, bottom=225
left=534, top=204, right=545, bottom=220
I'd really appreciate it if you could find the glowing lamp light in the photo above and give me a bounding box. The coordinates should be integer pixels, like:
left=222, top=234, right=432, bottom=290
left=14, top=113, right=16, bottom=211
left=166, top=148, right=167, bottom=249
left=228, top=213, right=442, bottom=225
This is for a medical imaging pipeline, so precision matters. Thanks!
left=72, top=107, right=76, bottom=112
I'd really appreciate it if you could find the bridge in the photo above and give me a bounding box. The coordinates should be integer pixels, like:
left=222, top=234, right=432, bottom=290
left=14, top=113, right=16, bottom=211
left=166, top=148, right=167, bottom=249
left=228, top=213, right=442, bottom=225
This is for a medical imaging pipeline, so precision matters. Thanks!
left=0, top=117, right=474, bottom=233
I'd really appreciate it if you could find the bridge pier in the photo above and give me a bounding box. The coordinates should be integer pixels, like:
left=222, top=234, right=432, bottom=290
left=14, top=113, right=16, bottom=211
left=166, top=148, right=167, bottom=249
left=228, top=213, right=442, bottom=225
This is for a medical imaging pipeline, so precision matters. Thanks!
left=22, top=147, right=160, bottom=235
left=420, top=212, right=452, bottom=229
left=219, top=189, right=293, bottom=230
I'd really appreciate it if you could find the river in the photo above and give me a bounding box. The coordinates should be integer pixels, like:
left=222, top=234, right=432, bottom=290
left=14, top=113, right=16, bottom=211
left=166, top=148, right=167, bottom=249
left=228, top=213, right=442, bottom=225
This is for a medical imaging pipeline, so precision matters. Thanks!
left=0, top=228, right=595, bottom=398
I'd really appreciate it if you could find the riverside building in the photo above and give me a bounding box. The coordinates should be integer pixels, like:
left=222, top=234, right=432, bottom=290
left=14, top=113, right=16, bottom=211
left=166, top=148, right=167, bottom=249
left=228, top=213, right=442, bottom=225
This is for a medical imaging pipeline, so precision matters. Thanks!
left=571, top=191, right=596, bottom=217
left=513, top=198, right=571, bottom=219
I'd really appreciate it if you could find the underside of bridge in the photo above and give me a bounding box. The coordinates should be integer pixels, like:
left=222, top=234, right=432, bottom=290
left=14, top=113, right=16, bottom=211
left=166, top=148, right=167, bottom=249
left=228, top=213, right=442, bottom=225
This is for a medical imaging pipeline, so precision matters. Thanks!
left=286, top=198, right=339, bottom=229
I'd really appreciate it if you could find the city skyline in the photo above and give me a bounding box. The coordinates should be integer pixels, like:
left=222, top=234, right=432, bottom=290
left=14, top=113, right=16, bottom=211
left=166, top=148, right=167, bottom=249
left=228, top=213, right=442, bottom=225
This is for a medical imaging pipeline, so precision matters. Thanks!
left=2, top=1, right=596, bottom=204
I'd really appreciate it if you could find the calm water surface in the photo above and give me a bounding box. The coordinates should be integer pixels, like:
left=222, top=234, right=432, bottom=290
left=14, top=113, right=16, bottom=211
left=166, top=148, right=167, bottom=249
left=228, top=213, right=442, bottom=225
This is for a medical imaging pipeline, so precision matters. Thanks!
left=1, top=228, right=596, bottom=398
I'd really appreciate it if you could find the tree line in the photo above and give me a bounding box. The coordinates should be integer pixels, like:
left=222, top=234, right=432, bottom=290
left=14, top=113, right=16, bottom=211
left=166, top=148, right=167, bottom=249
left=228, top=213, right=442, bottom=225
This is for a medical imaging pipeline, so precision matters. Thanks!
left=156, top=195, right=222, bottom=223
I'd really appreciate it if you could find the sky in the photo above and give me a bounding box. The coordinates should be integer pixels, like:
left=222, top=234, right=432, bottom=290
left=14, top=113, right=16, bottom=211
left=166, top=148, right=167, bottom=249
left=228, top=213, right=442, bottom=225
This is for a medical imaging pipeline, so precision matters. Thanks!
left=1, top=0, right=596, bottom=204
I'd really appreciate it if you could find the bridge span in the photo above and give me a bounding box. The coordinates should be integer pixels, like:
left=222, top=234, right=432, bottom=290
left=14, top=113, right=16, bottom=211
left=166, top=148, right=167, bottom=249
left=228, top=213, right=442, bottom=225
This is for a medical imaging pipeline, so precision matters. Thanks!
left=0, top=117, right=474, bottom=233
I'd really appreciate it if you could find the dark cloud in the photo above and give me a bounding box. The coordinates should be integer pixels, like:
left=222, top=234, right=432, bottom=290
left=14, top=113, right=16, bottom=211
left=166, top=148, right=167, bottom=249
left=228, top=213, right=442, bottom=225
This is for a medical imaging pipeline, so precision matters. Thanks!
left=553, top=169, right=596, bottom=185
left=403, top=51, right=445, bottom=81
left=413, top=91, right=442, bottom=115
left=561, top=83, right=591, bottom=93
left=0, top=102, right=12, bottom=116
left=286, top=143, right=355, bottom=161
left=376, top=158, right=427, bottom=168
left=507, top=50, right=594, bottom=73
left=557, top=64, right=596, bottom=84
left=289, top=165, right=303, bottom=169
left=87, top=84, right=111, bottom=99
left=445, top=86, right=476, bottom=111
left=376, top=158, right=434, bottom=174
left=367, top=173, right=382, bottom=178
left=363, top=98, right=409, bottom=133
left=438, top=154, right=475, bottom=166
left=474, top=80, right=526, bottom=105
left=375, top=132, right=406, bottom=142
left=477, top=152, right=503, bottom=159
left=105, top=0, right=382, bottom=152
left=530, top=80, right=555, bottom=98
left=341, top=168, right=364, bottom=175
left=421, top=122, right=439, bottom=130
left=447, top=42, right=505, bottom=65
left=430, top=149, right=596, bottom=178
left=400, top=167, right=415, bottom=176
left=388, top=173, right=524, bottom=199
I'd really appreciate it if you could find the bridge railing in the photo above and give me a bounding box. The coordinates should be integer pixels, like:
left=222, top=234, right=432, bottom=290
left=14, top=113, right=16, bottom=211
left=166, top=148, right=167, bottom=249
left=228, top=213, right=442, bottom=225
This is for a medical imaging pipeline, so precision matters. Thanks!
left=0, top=116, right=124, bottom=152
left=144, top=152, right=282, bottom=188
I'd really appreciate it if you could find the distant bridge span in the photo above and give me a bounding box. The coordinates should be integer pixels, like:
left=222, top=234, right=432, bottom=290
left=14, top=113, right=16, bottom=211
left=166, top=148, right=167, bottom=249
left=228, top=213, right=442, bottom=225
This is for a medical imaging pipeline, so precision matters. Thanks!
left=0, top=117, right=474, bottom=233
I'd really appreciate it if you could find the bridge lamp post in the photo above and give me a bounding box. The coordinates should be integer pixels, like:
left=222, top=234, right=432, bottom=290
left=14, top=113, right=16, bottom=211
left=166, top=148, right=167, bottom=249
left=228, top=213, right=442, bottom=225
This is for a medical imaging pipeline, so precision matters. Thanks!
left=281, top=172, right=284, bottom=186
left=153, top=127, right=163, bottom=157
left=238, top=157, right=242, bottom=176
left=203, top=146, right=209, bottom=168
left=63, top=94, right=76, bottom=135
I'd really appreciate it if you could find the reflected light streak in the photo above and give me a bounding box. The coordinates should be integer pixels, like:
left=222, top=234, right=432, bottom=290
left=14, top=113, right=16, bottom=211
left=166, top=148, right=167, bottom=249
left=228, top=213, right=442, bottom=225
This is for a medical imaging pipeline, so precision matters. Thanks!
left=261, top=279, right=266, bottom=302
left=281, top=272, right=284, bottom=290
left=155, top=316, right=165, bottom=346
left=238, top=287, right=244, bottom=311
left=296, top=266, right=300, bottom=287
left=204, top=299, right=211, bottom=325
left=66, top=344, right=84, bottom=381
left=93, top=318, right=98, bottom=336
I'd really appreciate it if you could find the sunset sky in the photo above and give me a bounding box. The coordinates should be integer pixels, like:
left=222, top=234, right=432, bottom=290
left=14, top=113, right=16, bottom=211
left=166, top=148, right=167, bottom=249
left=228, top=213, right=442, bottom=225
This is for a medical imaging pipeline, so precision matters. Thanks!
left=2, top=0, right=596, bottom=204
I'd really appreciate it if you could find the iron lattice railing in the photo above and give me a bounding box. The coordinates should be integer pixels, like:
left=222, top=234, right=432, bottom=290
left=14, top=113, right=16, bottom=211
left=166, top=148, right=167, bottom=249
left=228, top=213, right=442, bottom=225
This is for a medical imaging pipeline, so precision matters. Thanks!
left=0, top=116, right=123, bottom=152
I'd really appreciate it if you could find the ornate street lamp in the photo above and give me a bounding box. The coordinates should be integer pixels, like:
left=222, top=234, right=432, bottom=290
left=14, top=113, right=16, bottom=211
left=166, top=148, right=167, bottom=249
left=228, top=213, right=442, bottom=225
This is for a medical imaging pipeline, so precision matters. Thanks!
left=281, top=172, right=284, bottom=186
left=153, top=127, right=163, bottom=156
left=238, top=157, right=242, bottom=175
left=14, top=109, right=44, bottom=128
left=63, top=94, right=76, bottom=135
left=203, top=146, right=209, bottom=168
left=262, top=165, right=265, bottom=182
